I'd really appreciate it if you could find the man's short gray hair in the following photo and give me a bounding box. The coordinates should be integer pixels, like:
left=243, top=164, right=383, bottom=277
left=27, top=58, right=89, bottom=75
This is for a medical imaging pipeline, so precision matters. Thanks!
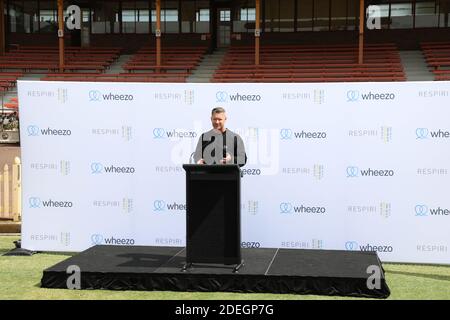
left=211, top=107, right=226, bottom=115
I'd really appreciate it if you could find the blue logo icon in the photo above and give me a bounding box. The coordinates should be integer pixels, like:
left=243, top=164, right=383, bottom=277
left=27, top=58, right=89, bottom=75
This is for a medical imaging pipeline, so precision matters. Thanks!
left=153, top=200, right=166, bottom=211
left=415, top=205, right=428, bottom=216
left=346, top=166, right=359, bottom=177
left=416, top=128, right=429, bottom=139
left=347, top=90, right=359, bottom=102
left=216, top=91, right=228, bottom=103
left=91, top=234, right=103, bottom=245
left=91, top=163, right=103, bottom=174
left=280, top=202, right=293, bottom=214
left=89, top=90, right=102, bottom=102
left=29, top=197, right=41, bottom=208
left=27, top=125, right=40, bottom=136
left=153, top=128, right=166, bottom=139
left=280, top=129, right=293, bottom=140
left=345, top=241, right=359, bottom=250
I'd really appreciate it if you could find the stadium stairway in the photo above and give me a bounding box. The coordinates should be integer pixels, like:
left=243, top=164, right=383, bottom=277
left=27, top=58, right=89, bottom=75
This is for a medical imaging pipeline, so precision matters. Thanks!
left=399, top=50, right=434, bottom=81
left=105, top=54, right=133, bottom=74
left=187, top=48, right=227, bottom=83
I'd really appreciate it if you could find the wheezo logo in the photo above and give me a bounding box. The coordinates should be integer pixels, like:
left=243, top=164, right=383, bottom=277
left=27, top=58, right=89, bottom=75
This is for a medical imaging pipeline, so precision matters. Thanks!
left=29, top=197, right=73, bottom=208
left=280, top=128, right=326, bottom=140
left=416, top=128, right=450, bottom=139
left=153, top=200, right=166, bottom=211
left=27, top=125, right=40, bottom=136
left=89, top=90, right=134, bottom=102
left=346, top=166, right=394, bottom=177
left=89, top=90, right=101, bottom=101
left=347, top=90, right=395, bottom=102
left=91, top=234, right=135, bottom=245
left=347, top=166, right=360, bottom=177
left=29, top=197, right=41, bottom=208
left=91, top=234, right=103, bottom=245
left=153, top=128, right=197, bottom=139
left=415, top=205, right=428, bottom=216
left=280, top=202, right=326, bottom=214
left=241, top=168, right=261, bottom=176
left=153, top=200, right=186, bottom=212
left=27, top=125, right=71, bottom=136
left=345, top=241, right=359, bottom=250
left=91, top=162, right=104, bottom=174
left=90, top=162, right=135, bottom=174
left=153, top=128, right=165, bottom=139
left=345, top=241, right=393, bottom=252
left=280, top=202, right=293, bottom=213
left=415, top=204, right=449, bottom=216
left=280, top=129, right=293, bottom=140
left=416, top=128, right=429, bottom=139
left=347, top=90, right=360, bottom=102
left=216, top=91, right=261, bottom=103
left=216, top=91, right=228, bottom=103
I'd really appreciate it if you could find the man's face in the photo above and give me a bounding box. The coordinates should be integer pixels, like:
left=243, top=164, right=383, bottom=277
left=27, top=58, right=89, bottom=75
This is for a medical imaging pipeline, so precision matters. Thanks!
left=211, top=112, right=227, bottom=132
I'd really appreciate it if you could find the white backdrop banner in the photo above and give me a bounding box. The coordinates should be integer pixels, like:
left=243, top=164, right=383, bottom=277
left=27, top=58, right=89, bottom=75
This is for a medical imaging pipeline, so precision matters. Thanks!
left=18, top=80, right=450, bottom=264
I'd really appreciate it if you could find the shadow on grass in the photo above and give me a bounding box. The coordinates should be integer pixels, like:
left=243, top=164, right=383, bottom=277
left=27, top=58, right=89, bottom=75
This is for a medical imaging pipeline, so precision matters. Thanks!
left=387, top=270, right=450, bottom=282
left=0, top=249, right=12, bottom=255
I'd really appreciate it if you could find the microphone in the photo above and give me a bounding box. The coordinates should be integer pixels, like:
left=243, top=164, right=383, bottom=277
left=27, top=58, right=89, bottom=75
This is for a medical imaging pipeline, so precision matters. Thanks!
left=189, top=152, right=195, bottom=164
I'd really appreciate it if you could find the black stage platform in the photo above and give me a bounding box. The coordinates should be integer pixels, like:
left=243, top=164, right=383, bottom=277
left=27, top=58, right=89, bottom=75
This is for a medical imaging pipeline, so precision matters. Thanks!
left=41, top=245, right=390, bottom=298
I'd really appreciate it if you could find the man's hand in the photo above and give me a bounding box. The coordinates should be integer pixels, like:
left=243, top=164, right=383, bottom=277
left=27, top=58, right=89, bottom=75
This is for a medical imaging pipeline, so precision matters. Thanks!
left=220, top=153, right=232, bottom=164
left=197, top=159, right=206, bottom=164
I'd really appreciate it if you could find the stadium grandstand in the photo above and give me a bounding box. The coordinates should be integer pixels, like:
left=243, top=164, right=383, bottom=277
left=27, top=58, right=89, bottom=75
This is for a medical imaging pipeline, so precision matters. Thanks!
left=0, top=0, right=449, bottom=217
left=0, top=0, right=448, bottom=139
left=1, top=1, right=450, bottom=302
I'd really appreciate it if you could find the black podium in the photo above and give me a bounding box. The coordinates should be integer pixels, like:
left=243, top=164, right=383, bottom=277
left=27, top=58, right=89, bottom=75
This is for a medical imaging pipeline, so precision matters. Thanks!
left=182, top=164, right=243, bottom=272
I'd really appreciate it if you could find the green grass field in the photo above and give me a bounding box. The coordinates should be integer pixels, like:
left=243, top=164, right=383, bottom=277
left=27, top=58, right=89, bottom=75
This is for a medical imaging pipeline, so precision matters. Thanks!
left=1, top=235, right=449, bottom=300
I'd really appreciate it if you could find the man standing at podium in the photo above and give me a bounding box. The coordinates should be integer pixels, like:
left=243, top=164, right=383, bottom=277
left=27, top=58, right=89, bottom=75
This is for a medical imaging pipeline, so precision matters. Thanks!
left=194, top=107, right=247, bottom=167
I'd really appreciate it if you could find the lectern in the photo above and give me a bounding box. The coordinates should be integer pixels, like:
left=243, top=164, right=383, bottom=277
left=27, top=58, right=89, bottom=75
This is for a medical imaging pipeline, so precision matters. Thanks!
left=182, top=164, right=243, bottom=272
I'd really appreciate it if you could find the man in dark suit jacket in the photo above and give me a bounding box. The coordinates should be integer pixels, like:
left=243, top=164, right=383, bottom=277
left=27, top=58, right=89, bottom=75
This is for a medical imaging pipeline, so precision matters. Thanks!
left=194, top=107, right=247, bottom=167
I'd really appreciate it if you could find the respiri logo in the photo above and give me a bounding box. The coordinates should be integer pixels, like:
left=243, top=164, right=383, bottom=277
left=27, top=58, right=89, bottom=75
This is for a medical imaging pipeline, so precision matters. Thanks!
left=348, top=127, right=393, bottom=143
left=93, top=198, right=134, bottom=213
left=30, top=232, right=70, bottom=246
left=279, top=202, right=326, bottom=214
left=418, top=90, right=449, bottom=98
left=281, top=89, right=325, bottom=104
left=215, top=91, right=262, bottom=103
left=417, top=244, right=448, bottom=253
left=30, top=161, right=71, bottom=175
left=281, top=239, right=324, bottom=249
left=416, top=168, right=448, bottom=176
left=27, top=89, right=68, bottom=103
left=90, top=162, right=135, bottom=174
left=91, top=126, right=133, bottom=141
left=154, top=90, right=195, bottom=105
left=282, top=165, right=324, bottom=180
left=242, top=200, right=259, bottom=215
left=347, top=202, right=391, bottom=218
left=346, top=166, right=394, bottom=177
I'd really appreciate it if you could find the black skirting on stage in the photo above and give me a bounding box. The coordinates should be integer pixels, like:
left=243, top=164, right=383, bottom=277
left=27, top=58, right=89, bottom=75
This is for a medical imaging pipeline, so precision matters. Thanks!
left=41, top=245, right=390, bottom=299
